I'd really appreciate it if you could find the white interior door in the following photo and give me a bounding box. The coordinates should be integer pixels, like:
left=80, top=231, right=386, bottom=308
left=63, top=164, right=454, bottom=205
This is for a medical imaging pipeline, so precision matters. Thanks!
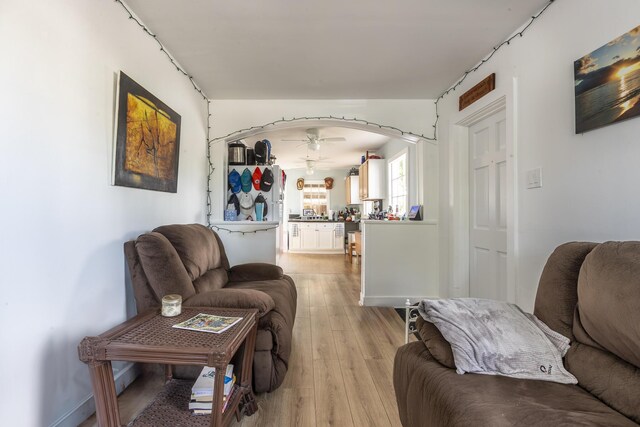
left=469, top=109, right=508, bottom=300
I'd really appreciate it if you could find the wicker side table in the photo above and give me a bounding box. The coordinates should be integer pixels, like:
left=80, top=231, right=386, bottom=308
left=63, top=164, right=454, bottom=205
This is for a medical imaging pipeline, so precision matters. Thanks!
left=78, top=307, right=258, bottom=427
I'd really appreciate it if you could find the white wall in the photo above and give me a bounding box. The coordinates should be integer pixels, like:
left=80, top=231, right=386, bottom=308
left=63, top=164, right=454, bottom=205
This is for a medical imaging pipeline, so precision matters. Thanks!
left=0, top=1, right=208, bottom=426
left=284, top=167, right=352, bottom=215
left=209, top=100, right=437, bottom=221
left=437, top=0, right=640, bottom=311
left=361, top=221, right=439, bottom=306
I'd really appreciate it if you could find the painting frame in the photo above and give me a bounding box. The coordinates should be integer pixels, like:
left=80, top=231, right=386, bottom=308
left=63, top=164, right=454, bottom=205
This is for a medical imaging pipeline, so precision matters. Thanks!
left=574, top=25, right=640, bottom=134
left=113, top=71, right=181, bottom=192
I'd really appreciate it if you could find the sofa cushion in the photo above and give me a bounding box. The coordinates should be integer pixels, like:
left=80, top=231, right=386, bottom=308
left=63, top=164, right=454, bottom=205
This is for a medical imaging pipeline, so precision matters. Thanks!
left=135, top=232, right=196, bottom=301
left=183, top=288, right=275, bottom=318
left=393, top=341, right=638, bottom=427
left=228, top=263, right=284, bottom=282
left=192, top=268, right=229, bottom=293
left=533, top=242, right=597, bottom=340
left=575, top=241, right=640, bottom=368
left=154, top=224, right=226, bottom=281
left=565, top=342, right=640, bottom=423
left=415, top=316, right=455, bottom=369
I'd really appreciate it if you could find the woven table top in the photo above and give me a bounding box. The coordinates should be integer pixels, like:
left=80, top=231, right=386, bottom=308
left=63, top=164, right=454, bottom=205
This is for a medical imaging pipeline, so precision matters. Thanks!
left=112, top=307, right=255, bottom=349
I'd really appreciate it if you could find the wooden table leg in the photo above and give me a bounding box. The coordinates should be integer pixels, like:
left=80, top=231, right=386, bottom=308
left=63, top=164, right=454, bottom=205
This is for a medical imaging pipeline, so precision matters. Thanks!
left=87, top=361, right=121, bottom=427
left=240, top=322, right=258, bottom=416
left=210, top=366, right=226, bottom=427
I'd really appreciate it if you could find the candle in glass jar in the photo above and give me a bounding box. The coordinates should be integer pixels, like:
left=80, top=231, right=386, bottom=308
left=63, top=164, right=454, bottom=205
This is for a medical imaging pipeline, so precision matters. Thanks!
left=161, top=294, right=182, bottom=317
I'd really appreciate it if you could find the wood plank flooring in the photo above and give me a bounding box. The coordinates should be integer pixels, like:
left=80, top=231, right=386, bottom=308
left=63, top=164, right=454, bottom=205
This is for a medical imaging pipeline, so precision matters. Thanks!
left=80, top=253, right=411, bottom=427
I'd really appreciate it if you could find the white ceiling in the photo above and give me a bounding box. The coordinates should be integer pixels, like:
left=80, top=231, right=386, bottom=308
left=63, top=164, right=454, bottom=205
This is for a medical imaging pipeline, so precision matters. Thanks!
left=124, top=0, right=549, bottom=99
left=240, top=126, right=392, bottom=169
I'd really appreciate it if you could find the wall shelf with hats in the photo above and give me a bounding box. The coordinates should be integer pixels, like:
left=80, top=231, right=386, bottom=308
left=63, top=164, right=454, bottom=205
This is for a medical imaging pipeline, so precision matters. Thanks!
left=225, top=139, right=284, bottom=223
left=226, top=164, right=282, bottom=222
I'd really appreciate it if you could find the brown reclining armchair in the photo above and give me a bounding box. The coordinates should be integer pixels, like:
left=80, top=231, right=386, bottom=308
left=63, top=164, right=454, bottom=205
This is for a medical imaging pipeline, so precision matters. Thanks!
left=124, top=223, right=297, bottom=393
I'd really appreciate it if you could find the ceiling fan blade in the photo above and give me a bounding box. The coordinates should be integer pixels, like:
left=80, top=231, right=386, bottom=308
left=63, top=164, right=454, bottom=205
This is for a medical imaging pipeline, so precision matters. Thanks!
left=318, top=137, right=346, bottom=143
left=282, top=139, right=309, bottom=142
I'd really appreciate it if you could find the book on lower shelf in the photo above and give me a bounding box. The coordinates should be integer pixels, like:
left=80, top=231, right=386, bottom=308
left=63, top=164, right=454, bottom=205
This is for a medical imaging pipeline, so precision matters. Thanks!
left=189, top=365, right=236, bottom=415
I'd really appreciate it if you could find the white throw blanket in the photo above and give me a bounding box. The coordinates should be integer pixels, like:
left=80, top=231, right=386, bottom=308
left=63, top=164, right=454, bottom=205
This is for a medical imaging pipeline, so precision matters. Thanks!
left=418, top=298, right=577, bottom=384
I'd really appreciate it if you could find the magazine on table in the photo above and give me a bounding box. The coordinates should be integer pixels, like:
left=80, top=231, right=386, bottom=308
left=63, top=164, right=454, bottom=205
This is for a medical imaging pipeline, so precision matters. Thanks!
left=172, top=313, right=243, bottom=334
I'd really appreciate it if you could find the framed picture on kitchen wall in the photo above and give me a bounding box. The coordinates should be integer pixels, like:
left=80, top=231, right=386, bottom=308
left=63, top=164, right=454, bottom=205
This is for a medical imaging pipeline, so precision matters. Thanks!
left=574, top=25, right=640, bottom=134
left=112, top=71, right=182, bottom=192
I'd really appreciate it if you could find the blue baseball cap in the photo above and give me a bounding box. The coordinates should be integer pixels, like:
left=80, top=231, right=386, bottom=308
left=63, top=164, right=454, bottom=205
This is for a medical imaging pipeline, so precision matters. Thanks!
left=228, top=169, right=241, bottom=193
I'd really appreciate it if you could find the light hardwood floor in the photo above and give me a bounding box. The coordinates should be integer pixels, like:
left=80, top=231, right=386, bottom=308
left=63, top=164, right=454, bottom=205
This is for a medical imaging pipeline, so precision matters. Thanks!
left=81, top=253, right=410, bottom=427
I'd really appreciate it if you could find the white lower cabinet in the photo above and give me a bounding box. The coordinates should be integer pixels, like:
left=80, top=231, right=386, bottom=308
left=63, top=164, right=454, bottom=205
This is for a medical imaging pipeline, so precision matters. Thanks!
left=300, top=226, right=317, bottom=249
left=288, top=222, right=345, bottom=253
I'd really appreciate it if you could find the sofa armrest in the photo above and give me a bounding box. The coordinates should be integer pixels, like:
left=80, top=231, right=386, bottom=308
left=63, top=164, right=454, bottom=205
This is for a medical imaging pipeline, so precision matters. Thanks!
left=416, top=316, right=456, bottom=369
left=228, top=263, right=284, bottom=282
left=183, top=288, right=275, bottom=317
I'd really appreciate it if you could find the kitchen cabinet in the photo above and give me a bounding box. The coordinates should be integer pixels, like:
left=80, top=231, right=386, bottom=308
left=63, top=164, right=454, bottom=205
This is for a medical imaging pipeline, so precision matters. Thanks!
left=317, top=227, right=333, bottom=249
left=345, top=175, right=360, bottom=205
left=300, top=225, right=317, bottom=249
left=288, top=222, right=344, bottom=253
left=359, top=159, right=386, bottom=200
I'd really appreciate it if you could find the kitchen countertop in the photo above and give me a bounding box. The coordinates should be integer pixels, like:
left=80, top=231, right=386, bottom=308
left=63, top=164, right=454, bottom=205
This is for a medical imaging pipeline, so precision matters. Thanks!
left=288, top=219, right=359, bottom=223
left=360, top=219, right=438, bottom=225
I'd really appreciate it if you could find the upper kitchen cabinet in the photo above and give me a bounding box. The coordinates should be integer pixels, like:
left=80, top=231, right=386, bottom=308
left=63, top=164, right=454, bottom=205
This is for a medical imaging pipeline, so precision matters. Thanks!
left=359, top=159, right=386, bottom=200
left=345, top=175, right=360, bottom=205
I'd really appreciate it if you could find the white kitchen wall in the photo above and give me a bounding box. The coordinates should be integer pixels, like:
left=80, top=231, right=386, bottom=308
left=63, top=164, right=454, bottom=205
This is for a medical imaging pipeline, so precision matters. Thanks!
left=284, top=167, right=353, bottom=215
left=0, top=1, right=208, bottom=426
left=436, top=0, right=640, bottom=311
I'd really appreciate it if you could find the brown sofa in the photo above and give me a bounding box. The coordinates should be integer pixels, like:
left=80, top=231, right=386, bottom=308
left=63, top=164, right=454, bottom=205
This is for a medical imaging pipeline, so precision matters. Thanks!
left=124, top=223, right=297, bottom=393
left=394, top=241, right=640, bottom=426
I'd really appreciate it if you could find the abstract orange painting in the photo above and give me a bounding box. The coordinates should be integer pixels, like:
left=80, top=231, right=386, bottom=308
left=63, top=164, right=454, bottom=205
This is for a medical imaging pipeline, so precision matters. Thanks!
left=113, top=71, right=181, bottom=192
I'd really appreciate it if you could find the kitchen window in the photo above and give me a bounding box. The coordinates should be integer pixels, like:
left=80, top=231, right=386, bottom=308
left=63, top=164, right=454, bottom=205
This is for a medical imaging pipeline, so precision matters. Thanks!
left=301, top=181, right=330, bottom=215
left=388, top=151, right=408, bottom=216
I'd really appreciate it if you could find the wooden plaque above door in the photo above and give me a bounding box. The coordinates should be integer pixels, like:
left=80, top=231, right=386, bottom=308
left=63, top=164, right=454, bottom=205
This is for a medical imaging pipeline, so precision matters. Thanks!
left=459, top=73, right=496, bottom=111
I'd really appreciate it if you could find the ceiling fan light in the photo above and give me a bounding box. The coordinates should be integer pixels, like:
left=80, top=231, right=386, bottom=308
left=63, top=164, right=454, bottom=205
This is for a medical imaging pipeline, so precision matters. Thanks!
left=306, top=167, right=315, bottom=175
left=309, top=141, right=320, bottom=151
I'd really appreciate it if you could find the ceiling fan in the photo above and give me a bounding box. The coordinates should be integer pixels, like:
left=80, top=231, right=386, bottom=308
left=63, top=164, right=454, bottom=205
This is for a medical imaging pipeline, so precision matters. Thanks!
left=295, top=155, right=333, bottom=175
left=282, top=128, right=346, bottom=151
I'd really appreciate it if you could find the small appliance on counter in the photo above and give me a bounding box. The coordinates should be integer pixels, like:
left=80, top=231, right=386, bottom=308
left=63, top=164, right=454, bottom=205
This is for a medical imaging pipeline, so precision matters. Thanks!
left=408, top=205, right=423, bottom=221
left=228, top=141, right=247, bottom=165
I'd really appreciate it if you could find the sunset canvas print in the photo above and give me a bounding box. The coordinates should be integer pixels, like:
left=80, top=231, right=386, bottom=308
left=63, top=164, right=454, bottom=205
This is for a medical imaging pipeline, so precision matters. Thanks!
left=113, top=71, right=181, bottom=192
left=575, top=25, right=640, bottom=133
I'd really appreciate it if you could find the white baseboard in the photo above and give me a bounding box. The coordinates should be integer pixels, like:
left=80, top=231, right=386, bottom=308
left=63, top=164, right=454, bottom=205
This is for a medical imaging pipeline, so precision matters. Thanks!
left=50, top=362, right=141, bottom=427
left=360, top=295, right=435, bottom=307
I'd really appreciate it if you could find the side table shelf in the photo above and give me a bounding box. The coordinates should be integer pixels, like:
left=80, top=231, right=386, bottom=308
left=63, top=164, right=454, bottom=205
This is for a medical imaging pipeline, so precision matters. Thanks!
left=78, top=307, right=258, bottom=427
left=128, top=379, right=246, bottom=427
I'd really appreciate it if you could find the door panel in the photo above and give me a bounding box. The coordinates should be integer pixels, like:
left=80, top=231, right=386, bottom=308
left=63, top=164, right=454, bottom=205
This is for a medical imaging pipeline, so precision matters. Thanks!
left=469, top=109, right=508, bottom=300
left=496, top=160, right=507, bottom=230
left=473, top=166, right=490, bottom=229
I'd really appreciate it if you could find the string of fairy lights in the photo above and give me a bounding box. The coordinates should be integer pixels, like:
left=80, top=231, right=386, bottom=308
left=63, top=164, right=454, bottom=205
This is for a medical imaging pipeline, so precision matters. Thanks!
left=209, top=225, right=280, bottom=235
left=431, top=0, right=556, bottom=132
left=115, top=0, right=555, bottom=234
left=113, top=0, right=207, bottom=101
left=208, top=115, right=437, bottom=145
left=206, top=100, right=214, bottom=227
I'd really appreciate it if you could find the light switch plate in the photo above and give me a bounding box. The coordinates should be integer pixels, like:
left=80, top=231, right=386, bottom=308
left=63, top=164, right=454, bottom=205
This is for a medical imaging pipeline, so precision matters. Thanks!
left=526, top=168, right=542, bottom=189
